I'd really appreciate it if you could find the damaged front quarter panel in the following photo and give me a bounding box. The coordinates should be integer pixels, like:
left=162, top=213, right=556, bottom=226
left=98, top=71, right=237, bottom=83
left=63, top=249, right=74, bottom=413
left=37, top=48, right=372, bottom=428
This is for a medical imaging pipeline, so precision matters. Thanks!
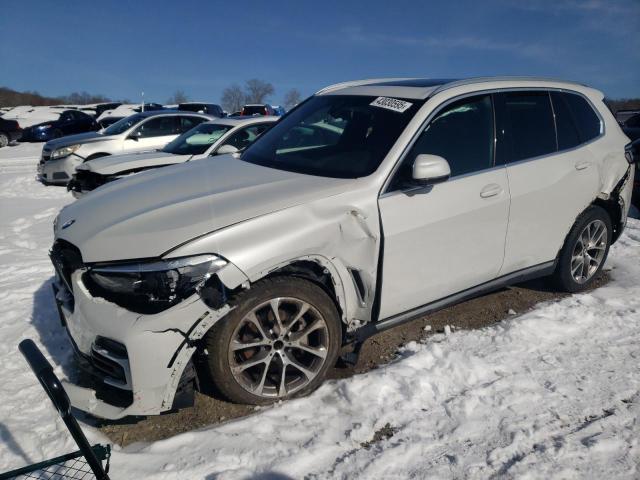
left=166, top=184, right=382, bottom=332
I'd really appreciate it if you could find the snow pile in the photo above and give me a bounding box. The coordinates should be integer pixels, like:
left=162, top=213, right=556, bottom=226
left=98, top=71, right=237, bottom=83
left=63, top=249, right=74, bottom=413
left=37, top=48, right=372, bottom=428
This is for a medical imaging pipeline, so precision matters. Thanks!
left=0, top=143, right=638, bottom=478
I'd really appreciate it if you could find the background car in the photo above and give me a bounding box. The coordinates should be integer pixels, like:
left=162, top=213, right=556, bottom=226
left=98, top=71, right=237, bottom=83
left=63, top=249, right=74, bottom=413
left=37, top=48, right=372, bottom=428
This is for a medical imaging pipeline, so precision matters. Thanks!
left=241, top=104, right=276, bottom=116
left=19, top=109, right=99, bottom=142
left=178, top=102, right=224, bottom=117
left=94, top=102, right=123, bottom=118
left=70, top=115, right=277, bottom=196
left=621, top=113, right=640, bottom=141
left=96, top=102, right=164, bottom=124
left=37, top=110, right=213, bottom=185
left=0, top=117, right=22, bottom=147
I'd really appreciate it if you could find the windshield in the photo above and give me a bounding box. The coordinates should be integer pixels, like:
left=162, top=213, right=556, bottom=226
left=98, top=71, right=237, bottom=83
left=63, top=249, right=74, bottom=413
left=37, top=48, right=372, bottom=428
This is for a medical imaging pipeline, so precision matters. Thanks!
left=102, top=114, right=146, bottom=135
left=162, top=123, right=232, bottom=155
left=240, top=95, right=422, bottom=178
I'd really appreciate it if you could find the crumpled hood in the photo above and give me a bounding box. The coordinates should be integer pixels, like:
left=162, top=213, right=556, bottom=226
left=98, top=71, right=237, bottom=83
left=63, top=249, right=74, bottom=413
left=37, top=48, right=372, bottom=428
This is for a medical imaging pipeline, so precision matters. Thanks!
left=79, top=151, right=187, bottom=175
left=56, top=155, right=352, bottom=262
left=45, top=131, right=115, bottom=149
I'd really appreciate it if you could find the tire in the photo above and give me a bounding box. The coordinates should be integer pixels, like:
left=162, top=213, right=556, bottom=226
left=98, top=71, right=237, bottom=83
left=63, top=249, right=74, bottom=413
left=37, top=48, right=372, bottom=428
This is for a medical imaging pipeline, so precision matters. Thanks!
left=204, top=276, right=342, bottom=405
left=552, top=205, right=612, bottom=292
left=0, top=132, right=8, bottom=148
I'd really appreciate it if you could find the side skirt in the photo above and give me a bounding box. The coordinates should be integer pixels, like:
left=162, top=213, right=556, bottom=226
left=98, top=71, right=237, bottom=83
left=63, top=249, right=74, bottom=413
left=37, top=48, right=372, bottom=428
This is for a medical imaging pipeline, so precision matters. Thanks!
left=351, top=260, right=556, bottom=343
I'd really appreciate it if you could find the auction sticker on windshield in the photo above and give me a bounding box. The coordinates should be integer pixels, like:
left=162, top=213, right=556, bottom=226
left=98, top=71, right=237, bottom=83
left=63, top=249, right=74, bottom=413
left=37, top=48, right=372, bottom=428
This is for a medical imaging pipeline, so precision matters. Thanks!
left=370, top=97, right=413, bottom=113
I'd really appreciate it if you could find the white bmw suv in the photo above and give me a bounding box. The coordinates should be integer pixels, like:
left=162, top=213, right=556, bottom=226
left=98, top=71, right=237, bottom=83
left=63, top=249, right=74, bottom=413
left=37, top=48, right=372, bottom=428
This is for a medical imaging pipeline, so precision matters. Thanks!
left=51, top=77, right=635, bottom=419
left=37, top=110, right=213, bottom=185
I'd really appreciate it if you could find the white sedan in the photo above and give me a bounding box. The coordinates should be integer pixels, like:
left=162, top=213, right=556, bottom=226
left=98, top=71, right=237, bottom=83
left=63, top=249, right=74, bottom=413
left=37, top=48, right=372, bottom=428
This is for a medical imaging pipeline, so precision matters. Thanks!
left=68, top=116, right=278, bottom=197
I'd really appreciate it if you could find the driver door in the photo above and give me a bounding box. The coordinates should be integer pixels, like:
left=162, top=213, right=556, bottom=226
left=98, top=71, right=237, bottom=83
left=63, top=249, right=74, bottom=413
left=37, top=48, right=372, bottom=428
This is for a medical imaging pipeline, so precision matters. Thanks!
left=378, top=94, right=510, bottom=319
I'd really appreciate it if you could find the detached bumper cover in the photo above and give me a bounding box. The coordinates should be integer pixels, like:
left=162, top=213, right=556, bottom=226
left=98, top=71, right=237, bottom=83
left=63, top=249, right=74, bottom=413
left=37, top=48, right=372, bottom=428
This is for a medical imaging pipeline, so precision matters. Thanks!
left=52, top=265, right=240, bottom=419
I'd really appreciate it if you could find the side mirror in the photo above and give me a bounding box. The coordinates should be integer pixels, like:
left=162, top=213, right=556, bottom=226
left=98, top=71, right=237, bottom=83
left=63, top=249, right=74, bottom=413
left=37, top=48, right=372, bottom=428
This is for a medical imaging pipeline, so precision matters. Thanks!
left=128, top=130, right=142, bottom=141
left=412, top=154, right=451, bottom=185
left=215, top=144, right=239, bottom=155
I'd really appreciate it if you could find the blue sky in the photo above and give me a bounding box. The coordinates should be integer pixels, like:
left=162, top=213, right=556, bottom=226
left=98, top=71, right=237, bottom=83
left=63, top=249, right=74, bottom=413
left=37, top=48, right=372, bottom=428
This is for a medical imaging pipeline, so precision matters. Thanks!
left=1, top=0, right=638, bottom=104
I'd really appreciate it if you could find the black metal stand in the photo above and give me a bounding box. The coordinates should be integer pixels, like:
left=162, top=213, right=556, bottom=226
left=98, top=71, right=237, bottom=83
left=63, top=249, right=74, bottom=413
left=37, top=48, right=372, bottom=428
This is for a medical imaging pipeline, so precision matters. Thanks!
left=0, top=339, right=111, bottom=480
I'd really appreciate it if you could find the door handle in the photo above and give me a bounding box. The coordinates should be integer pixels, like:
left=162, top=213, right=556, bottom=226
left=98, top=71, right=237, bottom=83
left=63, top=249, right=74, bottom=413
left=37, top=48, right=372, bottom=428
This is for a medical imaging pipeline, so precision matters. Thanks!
left=575, top=160, right=592, bottom=170
left=480, top=183, right=503, bottom=198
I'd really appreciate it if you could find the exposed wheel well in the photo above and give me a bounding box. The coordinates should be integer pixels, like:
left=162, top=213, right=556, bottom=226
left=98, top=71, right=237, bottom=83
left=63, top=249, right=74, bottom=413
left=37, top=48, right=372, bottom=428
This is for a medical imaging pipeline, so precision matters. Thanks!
left=593, top=197, right=623, bottom=243
left=264, top=260, right=343, bottom=318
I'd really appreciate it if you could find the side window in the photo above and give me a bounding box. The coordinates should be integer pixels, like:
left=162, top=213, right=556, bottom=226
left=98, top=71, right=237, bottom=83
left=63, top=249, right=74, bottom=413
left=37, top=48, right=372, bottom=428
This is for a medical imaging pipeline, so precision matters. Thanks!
left=550, top=92, right=581, bottom=150
left=503, top=91, right=556, bottom=162
left=134, top=116, right=178, bottom=138
left=562, top=93, right=602, bottom=142
left=223, top=124, right=271, bottom=150
left=179, top=116, right=207, bottom=133
left=392, top=94, right=494, bottom=189
left=60, top=112, right=74, bottom=123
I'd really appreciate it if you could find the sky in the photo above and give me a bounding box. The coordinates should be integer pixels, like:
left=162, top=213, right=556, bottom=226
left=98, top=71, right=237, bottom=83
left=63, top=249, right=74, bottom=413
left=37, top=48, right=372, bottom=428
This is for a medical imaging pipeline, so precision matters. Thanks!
left=1, top=0, right=638, bottom=105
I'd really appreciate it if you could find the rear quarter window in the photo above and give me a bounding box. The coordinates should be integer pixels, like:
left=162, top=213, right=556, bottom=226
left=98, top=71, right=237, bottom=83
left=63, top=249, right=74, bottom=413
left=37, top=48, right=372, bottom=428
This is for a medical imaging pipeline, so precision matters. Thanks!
left=562, top=92, right=602, bottom=142
left=551, top=92, right=582, bottom=151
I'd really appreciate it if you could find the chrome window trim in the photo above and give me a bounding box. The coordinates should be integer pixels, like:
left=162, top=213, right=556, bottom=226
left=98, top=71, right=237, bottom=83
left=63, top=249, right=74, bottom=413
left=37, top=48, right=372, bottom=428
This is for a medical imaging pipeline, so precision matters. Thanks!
left=380, top=86, right=605, bottom=197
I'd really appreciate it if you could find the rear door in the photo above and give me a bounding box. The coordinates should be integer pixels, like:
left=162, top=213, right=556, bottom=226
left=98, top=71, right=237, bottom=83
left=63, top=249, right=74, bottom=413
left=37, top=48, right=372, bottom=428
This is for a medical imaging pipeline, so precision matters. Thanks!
left=378, top=94, right=510, bottom=319
left=125, top=116, right=180, bottom=152
left=497, top=90, right=601, bottom=274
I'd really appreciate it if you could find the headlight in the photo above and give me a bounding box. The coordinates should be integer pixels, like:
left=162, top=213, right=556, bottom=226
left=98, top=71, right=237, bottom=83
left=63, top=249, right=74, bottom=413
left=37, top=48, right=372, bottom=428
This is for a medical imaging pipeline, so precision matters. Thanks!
left=84, top=254, right=227, bottom=314
left=38, top=124, right=52, bottom=130
left=51, top=144, right=81, bottom=160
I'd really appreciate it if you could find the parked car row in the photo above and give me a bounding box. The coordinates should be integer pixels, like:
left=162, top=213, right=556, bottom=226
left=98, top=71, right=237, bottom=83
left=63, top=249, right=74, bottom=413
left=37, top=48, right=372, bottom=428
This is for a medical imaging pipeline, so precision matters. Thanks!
left=0, top=99, right=286, bottom=148
left=68, top=115, right=277, bottom=196
left=37, top=110, right=214, bottom=184
left=45, top=77, right=636, bottom=420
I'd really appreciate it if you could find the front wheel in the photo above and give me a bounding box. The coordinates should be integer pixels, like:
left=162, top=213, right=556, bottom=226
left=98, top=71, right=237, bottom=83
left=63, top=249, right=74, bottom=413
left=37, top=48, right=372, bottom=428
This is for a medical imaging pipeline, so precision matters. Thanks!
left=0, top=132, right=9, bottom=148
left=203, top=277, right=342, bottom=405
left=552, top=205, right=612, bottom=292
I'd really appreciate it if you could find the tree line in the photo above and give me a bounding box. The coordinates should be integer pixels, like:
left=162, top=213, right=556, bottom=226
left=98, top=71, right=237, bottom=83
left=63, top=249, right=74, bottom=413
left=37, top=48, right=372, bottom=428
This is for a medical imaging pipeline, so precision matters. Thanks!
left=0, top=86, right=122, bottom=107
left=4, top=82, right=638, bottom=115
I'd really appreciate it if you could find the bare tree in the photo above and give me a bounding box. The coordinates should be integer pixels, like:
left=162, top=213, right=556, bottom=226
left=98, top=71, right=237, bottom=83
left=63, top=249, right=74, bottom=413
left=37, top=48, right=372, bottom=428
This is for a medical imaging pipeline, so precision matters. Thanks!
left=244, top=79, right=275, bottom=104
left=283, top=88, right=302, bottom=110
left=221, top=84, right=245, bottom=113
left=167, top=89, right=189, bottom=104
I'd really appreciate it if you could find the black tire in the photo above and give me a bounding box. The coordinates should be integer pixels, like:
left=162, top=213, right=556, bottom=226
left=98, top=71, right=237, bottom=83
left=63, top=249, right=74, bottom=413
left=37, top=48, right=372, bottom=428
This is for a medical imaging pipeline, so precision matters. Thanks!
left=552, top=205, right=612, bottom=292
left=0, top=132, right=8, bottom=148
left=203, top=276, right=342, bottom=405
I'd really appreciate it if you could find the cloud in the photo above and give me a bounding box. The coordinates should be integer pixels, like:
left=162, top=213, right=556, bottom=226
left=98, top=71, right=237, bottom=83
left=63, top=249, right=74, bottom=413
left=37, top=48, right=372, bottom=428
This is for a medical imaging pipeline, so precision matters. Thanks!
left=336, top=26, right=548, bottom=60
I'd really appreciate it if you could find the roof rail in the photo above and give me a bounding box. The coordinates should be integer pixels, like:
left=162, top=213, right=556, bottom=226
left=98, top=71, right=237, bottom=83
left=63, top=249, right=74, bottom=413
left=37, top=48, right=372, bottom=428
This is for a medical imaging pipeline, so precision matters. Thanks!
left=315, top=78, right=413, bottom=95
left=430, top=76, right=589, bottom=96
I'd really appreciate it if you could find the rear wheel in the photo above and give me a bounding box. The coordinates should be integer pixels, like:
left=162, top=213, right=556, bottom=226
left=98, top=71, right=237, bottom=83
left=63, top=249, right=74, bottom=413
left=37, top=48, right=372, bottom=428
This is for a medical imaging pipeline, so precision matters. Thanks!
left=552, top=205, right=612, bottom=292
left=203, top=277, right=342, bottom=404
left=0, top=132, right=8, bottom=148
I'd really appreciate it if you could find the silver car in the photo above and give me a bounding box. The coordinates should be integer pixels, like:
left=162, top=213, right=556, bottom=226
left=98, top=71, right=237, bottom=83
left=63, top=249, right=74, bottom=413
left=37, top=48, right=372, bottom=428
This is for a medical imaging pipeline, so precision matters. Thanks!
left=68, top=116, right=278, bottom=197
left=37, top=110, right=213, bottom=185
left=51, top=77, right=634, bottom=419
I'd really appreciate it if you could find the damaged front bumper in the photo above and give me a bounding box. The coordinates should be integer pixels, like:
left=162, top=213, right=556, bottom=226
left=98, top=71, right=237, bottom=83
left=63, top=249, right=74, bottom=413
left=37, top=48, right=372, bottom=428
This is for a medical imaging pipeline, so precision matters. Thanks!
left=52, top=268, right=239, bottom=419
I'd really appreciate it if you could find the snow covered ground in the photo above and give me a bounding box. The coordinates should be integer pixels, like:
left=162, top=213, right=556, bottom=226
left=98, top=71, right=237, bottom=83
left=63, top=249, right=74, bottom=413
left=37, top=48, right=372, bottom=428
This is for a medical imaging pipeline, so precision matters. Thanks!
left=0, top=142, right=639, bottom=479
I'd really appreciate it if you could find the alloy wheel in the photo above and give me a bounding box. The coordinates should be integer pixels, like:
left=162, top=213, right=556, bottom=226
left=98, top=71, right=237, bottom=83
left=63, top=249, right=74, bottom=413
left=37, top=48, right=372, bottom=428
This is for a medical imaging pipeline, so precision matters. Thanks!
left=570, top=219, right=607, bottom=284
left=228, top=297, right=330, bottom=399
